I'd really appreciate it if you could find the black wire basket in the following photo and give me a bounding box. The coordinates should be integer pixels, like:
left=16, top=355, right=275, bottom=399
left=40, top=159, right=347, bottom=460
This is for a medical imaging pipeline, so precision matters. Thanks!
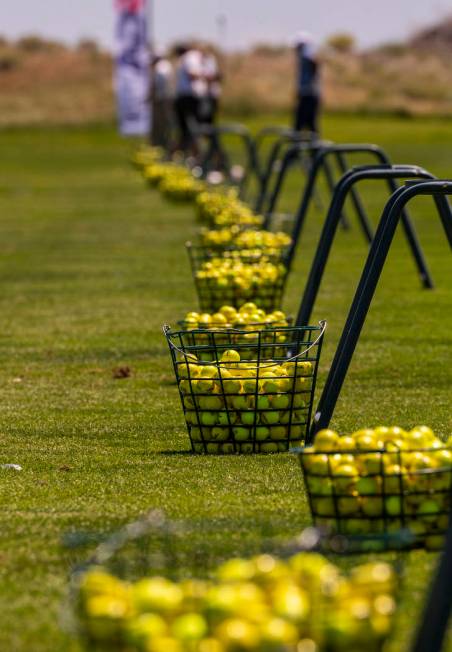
left=164, top=321, right=326, bottom=454
left=186, top=243, right=290, bottom=313
left=297, top=442, right=452, bottom=551
left=69, top=511, right=401, bottom=652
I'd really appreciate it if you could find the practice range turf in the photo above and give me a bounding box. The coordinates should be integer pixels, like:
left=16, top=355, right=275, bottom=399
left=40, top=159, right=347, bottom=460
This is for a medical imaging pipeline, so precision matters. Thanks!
left=0, top=113, right=451, bottom=651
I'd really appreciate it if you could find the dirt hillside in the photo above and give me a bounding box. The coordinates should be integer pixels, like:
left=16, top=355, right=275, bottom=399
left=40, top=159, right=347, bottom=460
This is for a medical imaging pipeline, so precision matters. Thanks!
left=0, top=20, right=451, bottom=126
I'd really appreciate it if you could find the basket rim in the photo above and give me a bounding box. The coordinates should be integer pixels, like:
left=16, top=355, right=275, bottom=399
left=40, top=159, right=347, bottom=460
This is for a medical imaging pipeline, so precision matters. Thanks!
left=165, top=321, right=325, bottom=338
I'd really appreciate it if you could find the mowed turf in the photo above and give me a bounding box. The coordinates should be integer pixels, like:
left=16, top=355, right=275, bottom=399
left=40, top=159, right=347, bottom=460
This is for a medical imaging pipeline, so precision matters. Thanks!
left=0, top=114, right=451, bottom=651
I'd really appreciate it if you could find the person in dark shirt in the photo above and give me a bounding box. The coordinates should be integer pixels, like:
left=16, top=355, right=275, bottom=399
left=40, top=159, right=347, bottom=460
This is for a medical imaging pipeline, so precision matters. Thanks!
left=294, top=31, right=321, bottom=135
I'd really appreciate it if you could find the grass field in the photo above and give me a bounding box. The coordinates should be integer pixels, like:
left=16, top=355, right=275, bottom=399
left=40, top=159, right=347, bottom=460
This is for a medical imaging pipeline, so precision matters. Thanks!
left=0, top=113, right=451, bottom=651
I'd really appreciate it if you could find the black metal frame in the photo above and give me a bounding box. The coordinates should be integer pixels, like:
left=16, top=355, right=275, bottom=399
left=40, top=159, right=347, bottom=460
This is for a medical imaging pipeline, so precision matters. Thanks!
left=412, top=509, right=452, bottom=652
left=261, top=139, right=332, bottom=220
left=296, top=178, right=452, bottom=648
left=295, top=165, right=436, bottom=332
left=253, top=130, right=323, bottom=213
left=310, top=180, right=452, bottom=439
left=264, top=145, right=434, bottom=289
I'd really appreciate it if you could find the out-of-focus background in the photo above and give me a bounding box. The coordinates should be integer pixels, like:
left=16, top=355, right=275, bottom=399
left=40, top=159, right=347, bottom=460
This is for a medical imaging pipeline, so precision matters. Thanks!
left=1, top=4, right=452, bottom=652
left=1, top=1, right=452, bottom=125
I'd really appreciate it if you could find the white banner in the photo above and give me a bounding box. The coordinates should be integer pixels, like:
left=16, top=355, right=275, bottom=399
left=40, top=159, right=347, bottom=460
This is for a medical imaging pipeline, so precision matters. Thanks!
left=114, top=0, right=151, bottom=136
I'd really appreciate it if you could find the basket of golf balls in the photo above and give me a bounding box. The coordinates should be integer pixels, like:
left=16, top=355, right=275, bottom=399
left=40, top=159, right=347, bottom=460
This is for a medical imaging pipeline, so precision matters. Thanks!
left=196, top=190, right=264, bottom=229
left=143, top=163, right=205, bottom=202
left=131, top=145, right=165, bottom=169
left=72, top=512, right=398, bottom=652
left=298, top=425, right=452, bottom=551
left=164, top=321, right=326, bottom=454
left=178, top=303, right=292, bottom=359
left=143, top=163, right=187, bottom=187
left=199, top=226, right=292, bottom=257
left=159, top=176, right=205, bottom=203
left=187, top=244, right=289, bottom=313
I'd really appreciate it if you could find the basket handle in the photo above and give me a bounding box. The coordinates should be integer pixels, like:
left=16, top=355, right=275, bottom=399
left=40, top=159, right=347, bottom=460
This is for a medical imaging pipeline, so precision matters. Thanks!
left=163, top=320, right=327, bottom=368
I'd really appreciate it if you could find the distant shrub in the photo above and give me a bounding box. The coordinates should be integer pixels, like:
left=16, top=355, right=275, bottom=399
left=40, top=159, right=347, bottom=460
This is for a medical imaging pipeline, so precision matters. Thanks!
left=0, top=35, right=9, bottom=48
left=327, top=33, right=356, bottom=53
left=16, top=35, right=63, bottom=52
left=376, top=42, right=409, bottom=57
left=251, top=43, right=288, bottom=56
left=77, top=38, right=100, bottom=56
left=0, top=47, right=21, bottom=71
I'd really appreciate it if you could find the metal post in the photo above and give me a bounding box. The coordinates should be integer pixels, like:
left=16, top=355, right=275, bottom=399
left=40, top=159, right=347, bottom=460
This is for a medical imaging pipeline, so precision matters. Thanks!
left=412, top=511, right=452, bottom=652
left=263, top=145, right=304, bottom=223
left=255, top=134, right=306, bottom=214
left=256, top=138, right=293, bottom=216
left=310, top=180, right=452, bottom=441
left=433, top=194, right=452, bottom=247
left=385, top=176, right=435, bottom=289
left=335, top=151, right=374, bottom=242
left=322, top=157, right=351, bottom=231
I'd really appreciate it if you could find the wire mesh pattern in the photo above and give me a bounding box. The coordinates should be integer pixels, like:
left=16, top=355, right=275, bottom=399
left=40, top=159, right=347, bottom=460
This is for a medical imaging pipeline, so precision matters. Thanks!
left=70, top=513, right=399, bottom=652
left=187, top=244, right=289, bottom=312
left=164, top=323, right=325, bottom=453
left=298, top=445, right=452, bottom=551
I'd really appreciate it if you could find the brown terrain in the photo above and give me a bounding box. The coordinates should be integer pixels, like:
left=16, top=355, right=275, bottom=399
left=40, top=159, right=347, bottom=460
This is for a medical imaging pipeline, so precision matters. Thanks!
left=0, top=18, right=452, bottom=127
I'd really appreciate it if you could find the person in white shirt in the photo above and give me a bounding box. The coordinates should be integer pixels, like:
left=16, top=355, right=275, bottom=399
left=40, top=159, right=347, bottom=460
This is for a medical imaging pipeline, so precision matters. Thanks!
left=151, top=51, right=174, bottom=149
left=199, top=48, right=222, bottom=125
left=173, top=44, right=206, bottom=154
left=197, top=47, right=225, bottom=170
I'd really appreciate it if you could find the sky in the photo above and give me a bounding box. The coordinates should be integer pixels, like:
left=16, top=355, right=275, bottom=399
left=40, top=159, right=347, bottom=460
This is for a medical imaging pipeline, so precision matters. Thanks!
left=2, top=0, right=450, bottom=51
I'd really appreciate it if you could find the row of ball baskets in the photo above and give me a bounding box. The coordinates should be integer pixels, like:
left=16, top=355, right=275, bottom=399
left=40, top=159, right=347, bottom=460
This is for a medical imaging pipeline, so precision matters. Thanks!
left=139, top=145, right=451, bottom=552
left=74, top=144, right=452, bottom=652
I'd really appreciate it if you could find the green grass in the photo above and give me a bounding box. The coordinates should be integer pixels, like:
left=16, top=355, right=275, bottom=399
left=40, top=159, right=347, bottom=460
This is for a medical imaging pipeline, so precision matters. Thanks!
left=0, top=114, right=451, bottom=651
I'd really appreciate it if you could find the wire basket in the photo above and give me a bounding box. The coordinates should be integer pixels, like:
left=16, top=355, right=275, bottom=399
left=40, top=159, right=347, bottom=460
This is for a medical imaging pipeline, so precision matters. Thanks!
left=187, top=243, right=289, bottom=313
left=164, top=321, right=326, bottom=454
left=298, top=442, right=452, bottom=551
left=69, top=511, right=400, bottom=652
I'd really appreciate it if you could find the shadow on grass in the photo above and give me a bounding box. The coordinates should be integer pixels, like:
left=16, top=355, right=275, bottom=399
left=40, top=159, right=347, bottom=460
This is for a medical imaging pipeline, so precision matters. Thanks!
left=158, top=450, right=194, bottom=456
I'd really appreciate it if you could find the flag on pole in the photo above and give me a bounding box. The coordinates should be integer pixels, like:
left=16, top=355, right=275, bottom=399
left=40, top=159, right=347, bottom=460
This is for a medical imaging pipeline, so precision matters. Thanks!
left=114, top=0, right=151, bottom=136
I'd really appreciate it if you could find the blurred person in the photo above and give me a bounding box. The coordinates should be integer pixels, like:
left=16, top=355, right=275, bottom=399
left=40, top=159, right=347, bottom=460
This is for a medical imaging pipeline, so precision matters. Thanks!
left=199, top=46, right=222, bottom=125
left=150, top=50, right=174, bottom=150
left=198, top=46, right=226, bottom=171
left=173, top=43, right=206, bottom=155
left=294, top=31, right=321, bottom=135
